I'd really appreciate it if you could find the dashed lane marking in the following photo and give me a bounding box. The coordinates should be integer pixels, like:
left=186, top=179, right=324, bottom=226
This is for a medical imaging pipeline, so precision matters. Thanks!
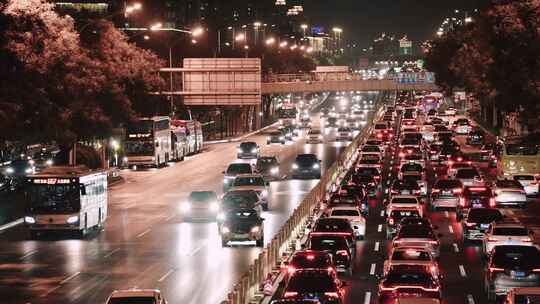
left=448, top=225, right=454, bottom=234
left=453, top=243, right=460, bottom=253
left=370, top=263, right=376, bottom=275
left=20, top=250, right=38, bottom=260
left=60, top=271, right=81, bottom=285
left=374, top=242, right=380, bottom=252
left=136, top=229, right=151, bottom=238
left=104, top=248, right=120, bottom=258
left=459, top=265, right=467, bottom=277
left=377, top=224, right=382, bottom=232
left=467, top=294, right=475, bottom=304
left=364, top=292, right=372, bottom=304
left=158, top=269, right=175, bottom=282
left=380, top=210, right=385, bottom=217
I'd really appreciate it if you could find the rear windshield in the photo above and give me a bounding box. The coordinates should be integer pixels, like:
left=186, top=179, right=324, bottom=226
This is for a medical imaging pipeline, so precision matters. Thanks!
left=314, top=219, right=351, bottom=232
left=108, top=298, right=156, bottom=304
left=390, top=210, right=420, bottom=220
left=492, top=246, right=540, bottom=268
left=357, top=168, right=379, bottom=176
left=240, top=142, right=257, bottom=149
left=309, top=236, right=348, bottom=251
left=227, top=164, right=253, bottom=174
left=402, top=164, right=422, bottom=172
left=401, top=138, right=420, bottom=145
left=506, top=144, right=538, bottom=156
left=492, top=227, right=528, bottom=236
left=233, top=177, right=265, bottom=187
left=398, top=226, right=434, bottom=238
left=362, top=146, right=380, bottom=152
left=286, top=272, right=336, bottom=293
left=331, top=209, right=360, bottom=217
left=434, top=179, right=462, bottom=189
left=467, top=209, right=502, bottom=223
left=375, top=124, right=387, bottom=129
left=391, top=197, right=418, bottom=204
left=456, top=168, right=479, bottom=179
left=496, top=180, right=523, bottom=188
left=385, top=271, right=435, bottom=287
left=513, top=175, right=534, bottom=181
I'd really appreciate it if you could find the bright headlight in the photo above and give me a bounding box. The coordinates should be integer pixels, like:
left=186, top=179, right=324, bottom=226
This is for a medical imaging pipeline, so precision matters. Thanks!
left=6, top=167, right=14, bottom=174
left=292, top=163, right=299, bottom=169
left=66, top=216, right=79, bottom=224
left=24, top=216, right=35, bottom=224
left=313, top=163, right=320, bottom=169
left=25, top=168, right=33, bottom=174
left=46, top=159, right=53, bottom=166
left=279, top=136, right=285, bottom=140
left=237, top=148, right=243, bottom=153
left=318, top=135, right=323, bottom=139
left=180, top=203, right=191, bottom=213
left=261, top=190, right=268, bottom=197
left=270, top=167, right=279, bottom=174
left=222, top=226, right=230, bottom=233
left=251, top=148, right=258, bottom=153
left=209, top=202, right=219, bottom=212
left=217, top=212, right=226, bottom=221
left=251, top=226, right=260, bottom=233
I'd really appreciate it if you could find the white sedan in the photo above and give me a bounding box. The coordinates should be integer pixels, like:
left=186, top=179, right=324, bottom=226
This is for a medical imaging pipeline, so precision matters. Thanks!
left=328, top=206, right=366, bottom=240
left=483, top=222, right=535, bottom=255
left=494, top=179, right=528, bottom=208
left=513, top=174, right=539, bottom=197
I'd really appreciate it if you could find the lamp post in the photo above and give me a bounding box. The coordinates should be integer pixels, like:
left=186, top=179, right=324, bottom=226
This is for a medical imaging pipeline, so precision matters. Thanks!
left=301, top=24, right=308, bottom=37
left=332, top=27, right=342, bottom=54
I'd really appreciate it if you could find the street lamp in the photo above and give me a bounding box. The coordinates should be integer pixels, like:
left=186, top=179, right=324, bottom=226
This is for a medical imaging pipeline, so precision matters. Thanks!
left=124, top=3, right=142, bottom=16
left=279, top=41, right=288, bottom=48
left=265, top=37, right=276, bottom=46
left=464, top=17, right=473, bottom=23
left=235, top=33, right=245, bottom=41
left=192, top=27, right=204, bottom=37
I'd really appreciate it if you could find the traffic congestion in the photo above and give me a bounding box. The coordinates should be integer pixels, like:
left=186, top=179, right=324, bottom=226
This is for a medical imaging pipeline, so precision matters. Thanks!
left=268, top=91, right=540, bottom=304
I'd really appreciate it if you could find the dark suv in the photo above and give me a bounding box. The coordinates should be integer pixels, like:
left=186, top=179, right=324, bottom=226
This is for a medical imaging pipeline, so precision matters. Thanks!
left=307, top=234, right=355, bottom=275
left=219, top=208, right=264, bottom=247
left=237, top=141, right=260, bottom=159
left=281, top=270, right=344, bottom=304
left=430, top=179, right=463, bottom=210
left=457, top=185, right=494, bottom=220
left=485, top=245, right=540, bottom=300
left=461, top=208, right=503, bottom=242
left=292, top=154, right=322, bottom=179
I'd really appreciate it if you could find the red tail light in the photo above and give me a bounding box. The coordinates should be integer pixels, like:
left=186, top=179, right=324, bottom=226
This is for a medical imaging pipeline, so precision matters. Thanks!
left=487, top=237, right=498, bottom=242
left=391, top=190, right=399, bottom=195
left=533, top=268, right=540, bottom=272
left=448, top=160, right=454, bottom=166
left=522, top=237, right=533, bottom=242
left=432, top=189, right=440, bottom=194
left=457, top=157, right=463, bottom=162
left=388, top=218, right=395, bottom=225
left=489, top=198, right=496, bottom=207
left=459, top=198, right=465, bottom=206
left=452, top=188, right=462, bottom=194
left=428, top=240, right=439, bottom=245
left=324, top=292, right=340, bottom=298
left=489, top=267, right=504, bottom=273
left=287, top=265, right=296, bottom=274
left=336, top=250, right=349, bottom=257
left=284, top=291, right=298, bottom=298
left=389, top=134, right=394, bottom=138
left=377, top=133, right=383, bottom=138
left=465, top=222, right=476, bottom=227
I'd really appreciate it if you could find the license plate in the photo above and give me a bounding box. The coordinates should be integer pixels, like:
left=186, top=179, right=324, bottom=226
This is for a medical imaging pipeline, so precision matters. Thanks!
left=304, top=294, right=318, bottom=300
left=473, top=204, right=482, bottom=208
left=442, top=191, right=451, bottom=195
left=512, top=271, right=525, bottom=278
left=481, top=224, right=490, bottom=229
left=403, top=190, right=411, bottom=195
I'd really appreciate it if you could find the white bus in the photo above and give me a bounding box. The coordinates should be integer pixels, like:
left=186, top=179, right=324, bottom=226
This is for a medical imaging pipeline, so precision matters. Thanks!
left=124, top=116, right=173, bottom=168
left=171, top=120, right=203, bottom=155
left=24, top=166, right=108, bottom=238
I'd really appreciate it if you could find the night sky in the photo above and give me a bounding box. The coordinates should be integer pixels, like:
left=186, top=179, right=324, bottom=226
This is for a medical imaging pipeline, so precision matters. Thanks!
left=302, top=0, right=489, bottom=47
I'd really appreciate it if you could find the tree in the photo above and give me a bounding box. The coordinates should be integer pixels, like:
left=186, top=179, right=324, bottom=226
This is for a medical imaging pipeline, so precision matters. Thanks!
left=0, top=0, right=165, bottom=147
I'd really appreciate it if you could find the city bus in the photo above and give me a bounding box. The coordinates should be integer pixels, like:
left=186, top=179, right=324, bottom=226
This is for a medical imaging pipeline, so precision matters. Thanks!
left=277, top=104, right=297, bottom=126
left=171, top=120, right=203, bottom=155
left=124, top=116, right=172, bottom=168
left=498, top=139, right=540, bottom=177
left=24, top=166, right=108, bottom=238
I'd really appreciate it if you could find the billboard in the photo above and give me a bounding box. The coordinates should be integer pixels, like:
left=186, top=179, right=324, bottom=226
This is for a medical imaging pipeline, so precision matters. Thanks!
left=182, top=58, right=261, bottom=106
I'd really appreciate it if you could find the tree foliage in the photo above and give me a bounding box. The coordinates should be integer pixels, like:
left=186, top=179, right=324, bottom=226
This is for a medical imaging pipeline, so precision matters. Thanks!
left=0, top=0, right=164, bottom=145
left=425, top=0, right=540, bottom=125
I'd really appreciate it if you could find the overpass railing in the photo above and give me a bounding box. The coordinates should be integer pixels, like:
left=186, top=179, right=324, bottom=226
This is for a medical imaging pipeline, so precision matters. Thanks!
left=263, top=73, right=392, bottom=83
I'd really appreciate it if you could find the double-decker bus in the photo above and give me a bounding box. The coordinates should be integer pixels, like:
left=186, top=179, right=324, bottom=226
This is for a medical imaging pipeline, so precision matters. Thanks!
left=24, top=166, right=108, bottom=238
left=171, top=120, right=203, bottom=155
left=124, top=116, right=173, bottom=168
left=498, top=138, right=540, bottom=177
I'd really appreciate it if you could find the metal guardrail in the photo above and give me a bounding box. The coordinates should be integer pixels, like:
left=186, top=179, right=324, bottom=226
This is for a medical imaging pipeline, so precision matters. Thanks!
left=263, top=73, right=393, bottom=83
left=221, top=95, right=386, bottom=304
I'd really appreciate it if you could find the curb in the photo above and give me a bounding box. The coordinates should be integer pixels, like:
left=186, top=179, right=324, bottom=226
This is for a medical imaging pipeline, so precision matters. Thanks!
left=0, top=218, right=23, bottom=233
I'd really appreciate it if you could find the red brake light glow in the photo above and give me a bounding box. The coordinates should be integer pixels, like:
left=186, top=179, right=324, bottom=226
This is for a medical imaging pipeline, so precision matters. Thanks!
left=324, top=292, right=339, bottom=298
left=489, top=197, right=496, bottom=207
left=469, top=187, right=486, bottom=191
left=306, top=255, right=315, bottom=260
left=336, top=250, right=349, bottom=256
left=284, top=291, right=298, bottom=298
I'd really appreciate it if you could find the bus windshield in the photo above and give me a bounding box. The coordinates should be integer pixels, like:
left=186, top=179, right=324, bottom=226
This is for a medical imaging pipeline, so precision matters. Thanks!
left=506, top=144, right=538, bottom=156
left=124, top=141, right=154, bottom=156
left=28, top=184, right=81, bottom=214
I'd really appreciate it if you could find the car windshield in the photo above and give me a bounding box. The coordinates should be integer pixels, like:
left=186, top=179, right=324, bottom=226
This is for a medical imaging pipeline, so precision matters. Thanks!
left=296, top=155, right=317, bottom=166
left=398, top=226, right=435, bottom=238
left=385, top=270, right=435, bottom=287
left=515, top=295, right=540, bottom=304
left=362, top=146, right=380, bottom=152
left=314, top=219, right=351, bottom=232
left=456, top=169, right=479, bottom=179
left=356, top=167, right=379, bottom=176
left=222, top=191, right=258, bottom=208
left=401, top=164, right=422, bottom=172
left=366, top=140, right=382, bottom=146
left=28, top=184, right=81, bottom=214
left=107, top=298, right=156, bottom=304
left=467, top=209, right=502, bottom=223
left=286, top=272, right=336, bottom=293
left=309, top=236, right=348, bottom=251
left=233, top=177, right=265, bottom=187
left=291, top=254, right=330, bottom=268
left=226, top=164, right=252, bottom=175
left=309, top=130, right=321, bottom=135
left=492, top=227, right=528, bottom=236
left=392, top=249, right=431, bottom=261
left=189, top=191, right=217, bottom=203
left=464, top=187, right=491, bottom=197
left=394, top=180, right=419, bottom=189
left=375, top=124, right=387, bottom=129
left=240, top=142, right=257, bottom=149
left=434, top=179, right=462, bottom=189
left=331, top=209, right=360, bottom=217
left=492, top=246, right=540, bottom=269
left=401, top=138, right=420, bottom=145
left=496, top=180, right=523, bottom=188
left=392, top=197, right=418, bottom=204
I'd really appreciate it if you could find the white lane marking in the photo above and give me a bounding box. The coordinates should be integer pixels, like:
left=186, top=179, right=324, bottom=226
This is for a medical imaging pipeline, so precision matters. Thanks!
left=374, top=242, right=380, bottom=252
left=467, top=294, right=475, bottom=304
left=136, top=229, right=151, bottom=238
left=104, top=248, right=120, bottom=258
left=165, top=214, right=175, bottom=222
left=364, top=291, right=372, bottom=304
left=60, top=271, right=81, bottom=285
left=0, top=218, right=23, bottom=232
left=444, top=211, right=449, bottom=218
left=370, top=263, right=376, bottom=275
left=459, top=265, right=467, bottom=277
left=453, top=243, right=460, bottom=253
left=20, top=250, right=38, bottom=260
left=380, top=210, right=385, bottom=217
left=158, top=269, right=175, bottom=282
left=385, top=188, right=389, bottom=194
left=41, top=285, right=62, bottom=297
left=386, top=180, right=390, bottom=186
left=448, top=225, right=454, bottom=234
left=377, top=224, right=383, bottom=232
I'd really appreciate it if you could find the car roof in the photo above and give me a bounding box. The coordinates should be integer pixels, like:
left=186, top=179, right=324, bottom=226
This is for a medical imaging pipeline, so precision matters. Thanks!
left=491, top=221, right=526, bottom=229
left=109, top=289, right=160, bottom=298
left=329, top=206, right=359, bottom=211
left=512, top=287, right=540, bottom=295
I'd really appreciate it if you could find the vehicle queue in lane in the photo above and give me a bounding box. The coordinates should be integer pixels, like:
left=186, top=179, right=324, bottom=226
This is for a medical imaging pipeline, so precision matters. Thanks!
left=269, top=90, right=540, bottom=304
